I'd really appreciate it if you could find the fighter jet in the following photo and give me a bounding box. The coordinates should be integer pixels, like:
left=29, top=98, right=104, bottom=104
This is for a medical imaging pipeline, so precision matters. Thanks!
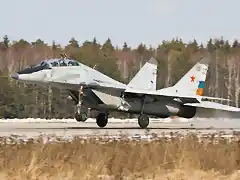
left=11, top=54, right=240, bottom=128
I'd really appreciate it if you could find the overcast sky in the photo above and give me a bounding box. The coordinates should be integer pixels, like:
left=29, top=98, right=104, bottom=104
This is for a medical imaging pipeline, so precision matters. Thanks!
left=0, top=0, right=239, bottom=48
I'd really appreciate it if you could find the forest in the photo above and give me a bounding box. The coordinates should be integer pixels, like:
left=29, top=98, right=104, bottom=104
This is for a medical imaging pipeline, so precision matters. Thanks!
left=0, top=35, right=239, bottom=119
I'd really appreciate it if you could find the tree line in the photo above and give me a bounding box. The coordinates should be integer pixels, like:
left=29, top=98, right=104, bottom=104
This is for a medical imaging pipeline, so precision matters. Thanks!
left=0, top=35, right=239, bottom=118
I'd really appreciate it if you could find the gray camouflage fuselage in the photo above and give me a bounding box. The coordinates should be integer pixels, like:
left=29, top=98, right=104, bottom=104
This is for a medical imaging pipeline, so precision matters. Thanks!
left=11, top=58, right=188, bottom=118
left=11, top=57, right=240, bottom=119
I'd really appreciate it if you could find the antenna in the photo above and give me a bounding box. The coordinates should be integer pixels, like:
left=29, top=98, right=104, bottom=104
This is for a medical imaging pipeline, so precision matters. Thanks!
left=60, top=53, right=70, bottom=59
left=93, top=64, right=97, bottom=69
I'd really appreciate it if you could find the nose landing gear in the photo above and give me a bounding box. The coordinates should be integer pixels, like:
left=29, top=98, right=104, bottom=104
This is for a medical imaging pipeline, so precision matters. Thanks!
left=75, top=112, right=87, bottom=122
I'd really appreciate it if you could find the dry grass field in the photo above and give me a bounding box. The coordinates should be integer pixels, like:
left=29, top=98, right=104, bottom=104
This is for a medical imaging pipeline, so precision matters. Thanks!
left=0, top=134, right=240, bottom=180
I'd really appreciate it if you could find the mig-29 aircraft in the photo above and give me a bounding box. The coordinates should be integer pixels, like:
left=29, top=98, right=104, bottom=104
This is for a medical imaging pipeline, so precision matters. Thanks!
left=11, top=53, right=240, bottom=128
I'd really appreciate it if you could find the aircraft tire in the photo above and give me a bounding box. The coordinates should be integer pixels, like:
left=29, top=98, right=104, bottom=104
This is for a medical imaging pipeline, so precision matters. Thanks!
left=96, top=113, right=108, bottom=128
left=75, top=112, right=87, bottom=122
left=138, top=114, right=149, bottom=128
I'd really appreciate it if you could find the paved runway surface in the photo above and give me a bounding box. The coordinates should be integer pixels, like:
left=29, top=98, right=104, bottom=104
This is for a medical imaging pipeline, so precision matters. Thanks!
left=0, top=118, right=240, bottom=140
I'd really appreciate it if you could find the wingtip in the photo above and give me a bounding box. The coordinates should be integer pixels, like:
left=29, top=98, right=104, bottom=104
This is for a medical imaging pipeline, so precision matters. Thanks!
left=148, top=57, right=158, bottom=65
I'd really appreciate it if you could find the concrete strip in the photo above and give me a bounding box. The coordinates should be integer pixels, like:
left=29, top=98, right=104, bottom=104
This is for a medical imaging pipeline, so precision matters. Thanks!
left=0, top=118, right=239, bottom=141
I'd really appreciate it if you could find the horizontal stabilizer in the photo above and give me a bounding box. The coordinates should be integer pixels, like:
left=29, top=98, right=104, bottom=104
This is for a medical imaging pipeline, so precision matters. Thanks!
left=127, top=57, right=158, bottom=90
left=184, top=101, right=240, bottom=112
left=200, top=96, right=232, bottom=102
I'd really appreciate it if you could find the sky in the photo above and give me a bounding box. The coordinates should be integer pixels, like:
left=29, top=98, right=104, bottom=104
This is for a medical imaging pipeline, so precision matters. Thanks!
left=0, top=0, right=239, bottom=48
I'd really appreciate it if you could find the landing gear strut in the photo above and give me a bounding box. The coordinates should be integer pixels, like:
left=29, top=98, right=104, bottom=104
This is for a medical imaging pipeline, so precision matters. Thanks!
left=138, top=95, right=150, bottom=128
left=96, top=112, right=108, bottom=128
left=75, top=86, right=87, bottom=122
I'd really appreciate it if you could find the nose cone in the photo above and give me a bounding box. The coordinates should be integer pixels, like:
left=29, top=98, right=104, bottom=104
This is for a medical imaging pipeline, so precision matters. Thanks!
left=11, top=73, right=19, bottom=80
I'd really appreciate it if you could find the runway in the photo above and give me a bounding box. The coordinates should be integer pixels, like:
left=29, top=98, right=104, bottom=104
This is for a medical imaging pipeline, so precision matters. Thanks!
left=0, top=117, right=240, bottom=141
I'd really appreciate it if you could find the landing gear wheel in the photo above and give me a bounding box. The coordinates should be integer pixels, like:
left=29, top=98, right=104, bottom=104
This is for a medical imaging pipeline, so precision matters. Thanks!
left=96, top=113, right=108, bottom=128
left=138, top=114, right=149, bottom=128
left=75, top=112, right=87, bottom=122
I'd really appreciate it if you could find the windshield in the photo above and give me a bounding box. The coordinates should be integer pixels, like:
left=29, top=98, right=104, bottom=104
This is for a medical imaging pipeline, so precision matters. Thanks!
left=28, top=64, right=37, bottom=68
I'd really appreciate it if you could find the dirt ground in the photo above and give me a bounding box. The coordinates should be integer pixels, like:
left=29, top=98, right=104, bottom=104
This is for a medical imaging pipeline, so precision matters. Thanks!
left=0, top=134, right=240, bottom=180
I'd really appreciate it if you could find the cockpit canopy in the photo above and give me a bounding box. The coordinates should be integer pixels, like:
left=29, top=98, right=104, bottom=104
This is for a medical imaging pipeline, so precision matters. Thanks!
left=18, top=58, right=81, bottom=75
left=30, top=58, right=81, bottom=69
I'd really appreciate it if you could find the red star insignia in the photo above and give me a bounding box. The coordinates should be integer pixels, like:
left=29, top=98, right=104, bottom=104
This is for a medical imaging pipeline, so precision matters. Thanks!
left=190, top=75, right=195, bottom=82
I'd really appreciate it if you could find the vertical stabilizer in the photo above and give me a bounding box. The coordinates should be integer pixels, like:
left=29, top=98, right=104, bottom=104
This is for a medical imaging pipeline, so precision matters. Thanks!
left=159, top=56, right=210, bottom=97
left=127, top=57, right=158, bottom=90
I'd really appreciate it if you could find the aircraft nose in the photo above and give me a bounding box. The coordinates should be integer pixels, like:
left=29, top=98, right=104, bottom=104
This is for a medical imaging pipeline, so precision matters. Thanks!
left=11, top=73, right=19, bottom=80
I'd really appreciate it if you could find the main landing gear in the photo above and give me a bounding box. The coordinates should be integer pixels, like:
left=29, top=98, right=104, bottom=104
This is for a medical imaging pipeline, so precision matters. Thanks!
left=138, top=114, right=149, bottom=128
left=96, top=112, right=108, bottom=128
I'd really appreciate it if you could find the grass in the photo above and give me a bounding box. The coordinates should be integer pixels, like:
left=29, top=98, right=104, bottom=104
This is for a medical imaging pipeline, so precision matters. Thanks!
left=0, top=134, right=240, bottom=179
